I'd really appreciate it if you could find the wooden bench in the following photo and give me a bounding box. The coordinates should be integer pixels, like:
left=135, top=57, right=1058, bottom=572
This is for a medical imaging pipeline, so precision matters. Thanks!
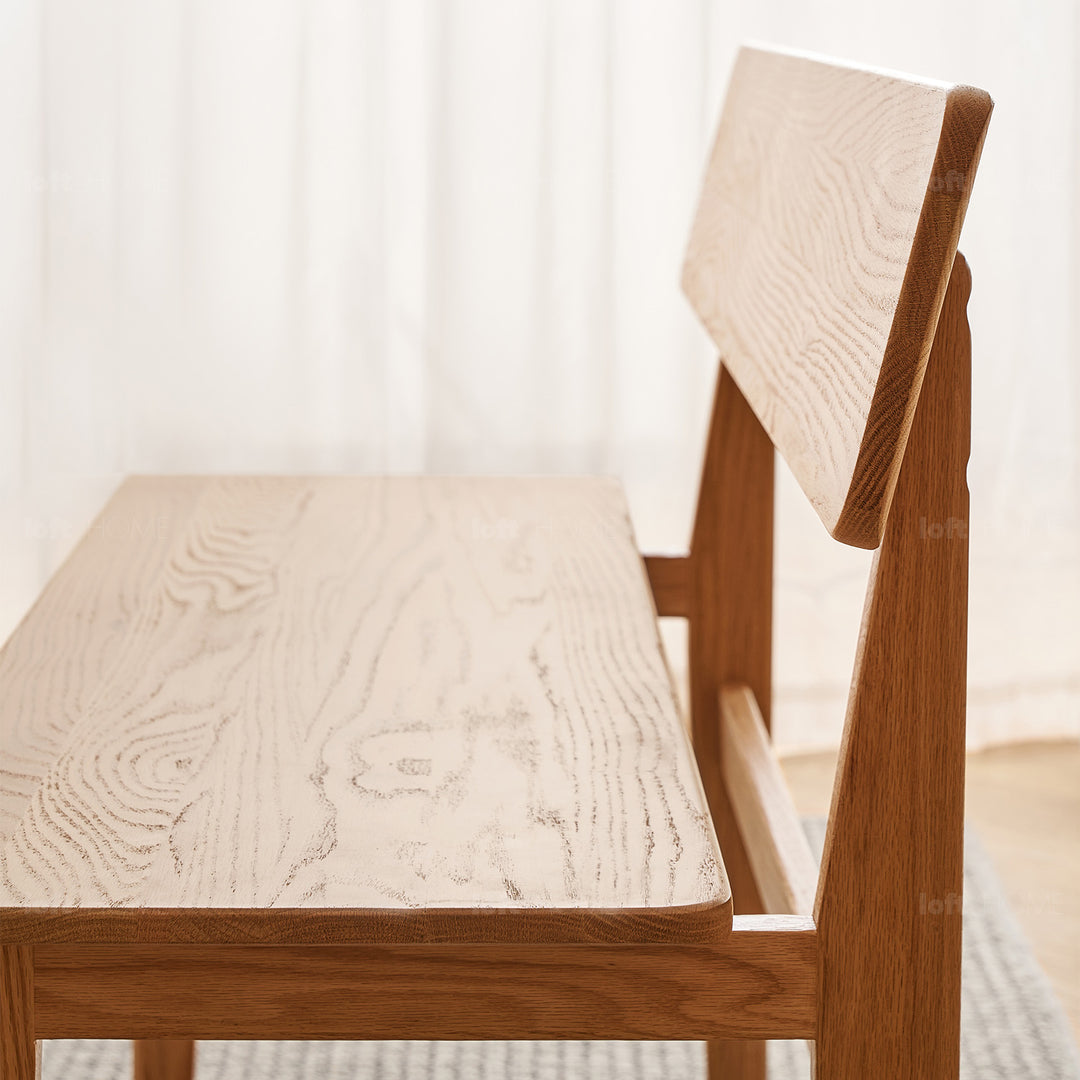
left=0, top=44, right=991, bottom=1080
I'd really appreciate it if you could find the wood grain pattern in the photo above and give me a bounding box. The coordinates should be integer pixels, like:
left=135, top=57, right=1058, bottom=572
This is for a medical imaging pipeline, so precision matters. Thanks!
left=0, top=476, right=729, bottom=945
left=689, top=365, right=774, bottom=1080
left=33, top=917, right=817, bottom=1042
left=814, top=254, right=971, bottom=1077
left=0, top=478, right=206, bottom=844
left=133, top=1041, right=194, bottom=1080
left=719, top=685, right=818, bottom=916
left=643, top=555, right=691, bottom=617
left=0, top=946, right=38, bottom=1080
left=683, top=46, right=991, bottom=548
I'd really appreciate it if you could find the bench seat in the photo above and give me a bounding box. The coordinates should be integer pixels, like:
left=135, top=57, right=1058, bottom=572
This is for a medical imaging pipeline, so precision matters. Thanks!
left=0, top=475, right=730, bottom=945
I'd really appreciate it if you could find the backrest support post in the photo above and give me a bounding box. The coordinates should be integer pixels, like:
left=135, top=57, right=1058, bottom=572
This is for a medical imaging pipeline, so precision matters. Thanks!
left=689, top=364, right=775, bottom=917
left=689, top=364, right=775, bottom=1079
left=814, top=252, right=972, bottom=1077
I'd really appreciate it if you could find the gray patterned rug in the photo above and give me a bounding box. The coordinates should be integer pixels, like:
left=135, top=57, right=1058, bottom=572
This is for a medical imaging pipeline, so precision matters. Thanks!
left=41, top=822, right=1080, bottom=1080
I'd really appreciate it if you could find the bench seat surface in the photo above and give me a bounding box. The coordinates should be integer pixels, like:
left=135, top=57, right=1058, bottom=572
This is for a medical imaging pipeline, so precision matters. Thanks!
left=0, top=476, right=730, bottom=944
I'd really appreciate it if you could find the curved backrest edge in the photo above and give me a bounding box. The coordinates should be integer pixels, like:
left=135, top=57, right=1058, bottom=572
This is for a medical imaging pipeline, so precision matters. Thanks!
left=835, top=85, right=992, bottom=547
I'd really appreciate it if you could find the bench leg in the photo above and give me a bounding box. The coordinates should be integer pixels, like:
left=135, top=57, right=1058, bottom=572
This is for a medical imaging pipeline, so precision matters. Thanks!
left=690, top=366, right=773, bottom=1080
left=702, top=790, right=768, bottom=1079
left=707, top=1038, right=765, bottom=1080
left=702, top=787, right=767, bottom=1080
left=133, top=1040, right=195, bottom=1080
left=1, top=946, right=40, bottom=1080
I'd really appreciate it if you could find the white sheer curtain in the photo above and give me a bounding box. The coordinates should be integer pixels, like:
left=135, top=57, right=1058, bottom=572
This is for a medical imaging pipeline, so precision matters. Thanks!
left=1, top=0, right=1076, bottom=750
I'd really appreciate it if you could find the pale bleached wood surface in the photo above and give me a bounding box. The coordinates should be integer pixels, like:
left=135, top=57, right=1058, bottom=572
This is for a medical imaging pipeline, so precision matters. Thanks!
left=0, top=477, right=206, bottom=844
left=0, top=476, right=729, bottom=944
left=683, top=46, right=991, bottom=548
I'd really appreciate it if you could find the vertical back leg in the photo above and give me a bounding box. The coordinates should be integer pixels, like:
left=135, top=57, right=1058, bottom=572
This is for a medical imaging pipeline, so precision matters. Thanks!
left=1, top=946, right=39, bottom=1080
left=814, top=254, right=972, bottom=1078
left=133, top=1041, right=196, bottom=1080
left=690, top=365, right=774, bottom=1080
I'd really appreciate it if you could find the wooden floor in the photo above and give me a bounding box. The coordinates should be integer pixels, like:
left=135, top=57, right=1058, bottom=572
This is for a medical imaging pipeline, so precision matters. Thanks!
left=782, top=742, right=1080, bottom=1042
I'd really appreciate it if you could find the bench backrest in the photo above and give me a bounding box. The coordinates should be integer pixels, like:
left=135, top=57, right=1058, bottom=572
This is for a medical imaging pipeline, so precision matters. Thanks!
left=682, top=45, right=991, bottom=548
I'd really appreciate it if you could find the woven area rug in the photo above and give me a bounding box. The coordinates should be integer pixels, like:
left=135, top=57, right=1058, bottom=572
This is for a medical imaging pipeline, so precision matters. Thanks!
left=41, top=821, right=1080, bottom=1080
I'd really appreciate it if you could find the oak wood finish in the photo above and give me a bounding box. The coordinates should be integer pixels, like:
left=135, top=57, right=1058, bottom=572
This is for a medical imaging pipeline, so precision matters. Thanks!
left=689, top=367, right=774, bottom=901
left=720, top=685, right=818, bottom=916
left=814, top=254, right=972, bottom=1078
left=133, top=1041, right=194, bottom=1080
left=33, top=917, right=817, bottom=1042
left=0, top=44, right=990, bottom=1080
left=0, top=476, right=729, bottom=946
left=643, top=554, right=692, bottom=617
left=683, top=46, right=991, bottom=548
left=786, top=743, right=1080, bottom=1045
left=710, top=1041, right=766, bottom=1080
left=689, top=365, right=774, bottom=1080
left=0, top=946, right=37, bottom=1080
